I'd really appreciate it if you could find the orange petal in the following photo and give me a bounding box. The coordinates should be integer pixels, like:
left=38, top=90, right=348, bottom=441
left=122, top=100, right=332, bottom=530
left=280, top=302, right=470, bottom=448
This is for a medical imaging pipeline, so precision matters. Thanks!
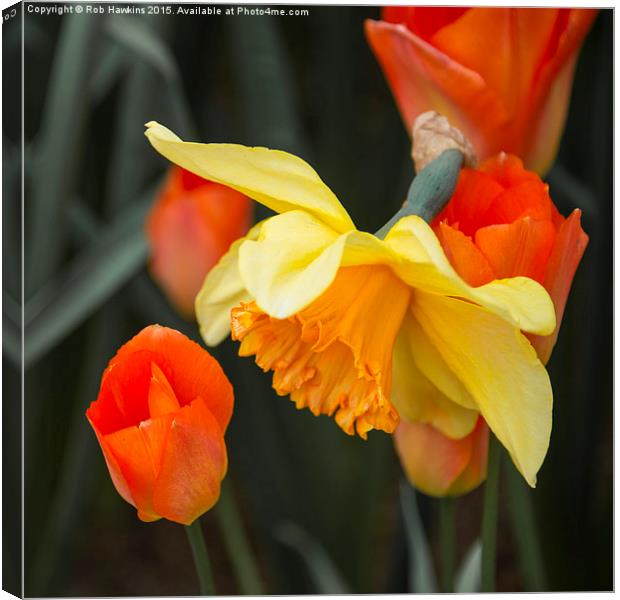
left=86, top=415, right=135, bottom=508
left=530, top=209, right=588, bottom=363
left=435, top=222, right=495, bottom=287
left=103, top=424, right=161, bottom=521
left=108, top=325, right=234, bottom=433
left=430, top=9, right=560, bottom=115
left=433, top=168, right=504, bottom=238
left=89, top=349, right=160, bottom=435
left=524, top=10, right=597, bottom=173
left=364, top=19, right=510, bottom=160
left=395, top=417, right=487, bottom=497
left=147, top=166, right=252, bottom=318
left=148, top=362, right=180, bottom=418
left=152, top=397, right=227, bottom=525
left=475, top=217, right=556, bottom=284
left=447, top=419, right=489, bottom=496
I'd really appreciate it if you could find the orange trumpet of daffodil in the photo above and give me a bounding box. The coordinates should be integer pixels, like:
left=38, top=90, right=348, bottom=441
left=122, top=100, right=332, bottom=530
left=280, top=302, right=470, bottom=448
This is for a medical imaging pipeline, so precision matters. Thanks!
left=365, top=7, right=597, bottom=174
left=146, top=166, right=252, bottom=318
left=86, top=325, right=233, bottom=524
left=145, top=121, right=557, bottom=486
left=395, top=152, right=588, bottom=496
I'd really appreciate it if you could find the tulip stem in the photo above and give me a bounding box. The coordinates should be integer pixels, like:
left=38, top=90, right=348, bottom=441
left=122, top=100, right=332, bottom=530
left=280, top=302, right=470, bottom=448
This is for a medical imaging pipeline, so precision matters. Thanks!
left=481, top=434, right=502, bottom=592
left=439, top=497, right=456, bottom=592
left=185, top=519, right=215, bottom=595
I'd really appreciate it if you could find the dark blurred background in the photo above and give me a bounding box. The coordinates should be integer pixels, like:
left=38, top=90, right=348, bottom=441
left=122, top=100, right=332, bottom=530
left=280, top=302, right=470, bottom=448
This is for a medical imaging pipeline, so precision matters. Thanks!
left=2, top=3, right=612, bottom=596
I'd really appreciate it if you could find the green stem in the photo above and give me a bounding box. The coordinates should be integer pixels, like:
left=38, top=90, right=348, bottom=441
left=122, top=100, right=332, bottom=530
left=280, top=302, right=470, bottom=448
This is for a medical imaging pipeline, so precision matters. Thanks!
left=439, top=497, right=456, bottom=592
left=481, top=434, right=501, bottom=592
left=505, top=460, right=547, bottom=591
left=214, top=480, right=264, bottom=594
left=185, top=519, right=215, bottom=595
left=375, top=149, right=463, bottom=238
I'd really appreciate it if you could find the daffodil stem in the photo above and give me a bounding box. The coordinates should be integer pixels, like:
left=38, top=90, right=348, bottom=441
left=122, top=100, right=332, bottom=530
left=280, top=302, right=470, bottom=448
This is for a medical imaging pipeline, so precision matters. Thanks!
left=375, top=149, right=463, bottom=239
left=505, top=460, right=547, bottom=590
left=439, top=497, right=456, bottom=592
left=214, top=479, right=264, bottom=594
left=185, top=519, right=215, bottom=595
left=481, top=434, right=502, bottom=592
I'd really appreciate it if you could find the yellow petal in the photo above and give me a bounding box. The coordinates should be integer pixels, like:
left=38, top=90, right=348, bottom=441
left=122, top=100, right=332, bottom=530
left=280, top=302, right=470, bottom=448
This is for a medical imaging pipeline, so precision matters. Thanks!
left=392, top=312, right=478, bottom=439
left=238, top=210, right=396, bottom=319
left=145, top=121, right=355, bottom=233
left=412, top=292, right=552, bottom=486
left=196, top=220, right=264, bottom=346
left=385, top=215, right=556, bottom=335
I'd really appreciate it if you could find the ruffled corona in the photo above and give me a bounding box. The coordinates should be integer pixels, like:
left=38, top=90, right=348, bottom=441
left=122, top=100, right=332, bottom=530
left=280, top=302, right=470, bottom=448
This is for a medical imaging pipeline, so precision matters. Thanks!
left=231, top=265, right=409, bottom=438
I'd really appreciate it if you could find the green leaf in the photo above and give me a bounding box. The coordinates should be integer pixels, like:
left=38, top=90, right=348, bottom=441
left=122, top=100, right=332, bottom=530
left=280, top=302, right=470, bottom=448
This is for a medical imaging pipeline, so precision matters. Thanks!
left=455, top=539, right=482, bottom=593
left=89, top=45, right=128, bottom=103
left=505, top=459, right=548, bottom=591
left=24, top=188, right=156, bottom=369
left=105, top=15, right=195, bottom=137
left=275, top=521, right=352, bottom=594
left=27, top=13, right=101, bottom=294
left=400, top=481, right=438, bottom=593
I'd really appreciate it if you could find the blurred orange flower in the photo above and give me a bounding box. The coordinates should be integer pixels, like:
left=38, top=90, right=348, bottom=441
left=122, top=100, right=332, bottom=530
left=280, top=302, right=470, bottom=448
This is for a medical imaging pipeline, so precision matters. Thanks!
left=395, top=152, right=588, bottom=496
left=147, top=166, right=252, bottom=318
left=365, top=8, right=597, bottom=174
left=86, top=325, right=233, bottom=525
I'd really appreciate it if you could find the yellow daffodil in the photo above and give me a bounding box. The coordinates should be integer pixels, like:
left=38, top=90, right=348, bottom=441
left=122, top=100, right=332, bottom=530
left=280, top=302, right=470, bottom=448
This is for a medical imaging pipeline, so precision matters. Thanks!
left=145, top=121, right=555, bottom=486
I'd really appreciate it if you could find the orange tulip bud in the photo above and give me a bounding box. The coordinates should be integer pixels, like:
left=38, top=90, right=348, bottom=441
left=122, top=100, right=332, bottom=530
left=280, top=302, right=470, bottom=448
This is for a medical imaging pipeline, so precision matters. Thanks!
left=397, top=153, right=588, bottom=495
left=146, top=166, right=252, bottom=318
left=86, top=325, right=233, bottom=525
left=395, top=417, right=488, bottom=497
left=365, top=8, right=597, bottom=174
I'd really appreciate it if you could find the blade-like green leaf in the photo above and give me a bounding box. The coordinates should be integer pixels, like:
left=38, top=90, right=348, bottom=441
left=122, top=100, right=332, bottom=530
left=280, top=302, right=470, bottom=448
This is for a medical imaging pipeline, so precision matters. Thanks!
left=24, top=187, right=157, bottom=369
left=455, top=539, right=482, bottom=593
left=89, top=44, right=128, bottom=103
left=400, top=481, right=438, bottom=593
left=275, top=521, right=352, bottom=594
left=105, top=15, right=195, bottom=137
left=27, top=13, right=100, bottom=294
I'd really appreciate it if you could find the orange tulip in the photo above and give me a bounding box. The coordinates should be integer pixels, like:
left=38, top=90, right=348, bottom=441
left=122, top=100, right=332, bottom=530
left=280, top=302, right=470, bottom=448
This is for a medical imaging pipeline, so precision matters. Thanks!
left=395, top=152, right=588, bottom=496
left=146, top=166, right=252, bottom=318
left=365, top=8, right=597, bottom=174
left=86, top=325, right=233, bottom=524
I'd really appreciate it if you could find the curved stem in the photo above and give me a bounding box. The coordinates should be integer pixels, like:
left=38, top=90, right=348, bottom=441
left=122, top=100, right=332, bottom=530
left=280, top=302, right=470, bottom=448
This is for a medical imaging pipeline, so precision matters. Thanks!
left=439, top=497, right=456, bottom=592
left=481, top=434, right=501, bottom=592
left=185, top=519, right=215, bottom=595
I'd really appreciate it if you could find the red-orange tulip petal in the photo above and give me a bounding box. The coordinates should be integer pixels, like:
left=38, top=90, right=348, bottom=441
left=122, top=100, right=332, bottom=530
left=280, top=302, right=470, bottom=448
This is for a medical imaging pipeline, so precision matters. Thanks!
left=367, top=8, right=597, bottom=173
left=530, top=209, right=589, bottom=363
left=147, top=166, right=252, bottom=319
left=87, top=325, right=233, bottom=524
left=395, top=417, right=488, bottom=497
left=364, top=19, right=510, bottom=161
left=434, top=168, right=504, bottom=238
left=153, top=397, right=227, bottom=525
left=436, top=222, right=494, bottom=287
left=109, top=324, right=233, bottom=431
left=475, top=218, right=556, bottom=284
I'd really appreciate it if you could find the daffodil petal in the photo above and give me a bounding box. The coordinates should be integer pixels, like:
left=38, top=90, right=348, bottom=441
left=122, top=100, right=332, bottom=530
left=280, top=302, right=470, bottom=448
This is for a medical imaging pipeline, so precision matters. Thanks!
left=145, top=121, right=355, bottom=233
left=385, top=215, right=556, bottom=335
left=196, top=221, right=264, bottom=346
left=412, top=291, right=552, bottom=486
left=238, top=210, right=396, bottom=319
left=392, top=312, right=478, bottom=439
